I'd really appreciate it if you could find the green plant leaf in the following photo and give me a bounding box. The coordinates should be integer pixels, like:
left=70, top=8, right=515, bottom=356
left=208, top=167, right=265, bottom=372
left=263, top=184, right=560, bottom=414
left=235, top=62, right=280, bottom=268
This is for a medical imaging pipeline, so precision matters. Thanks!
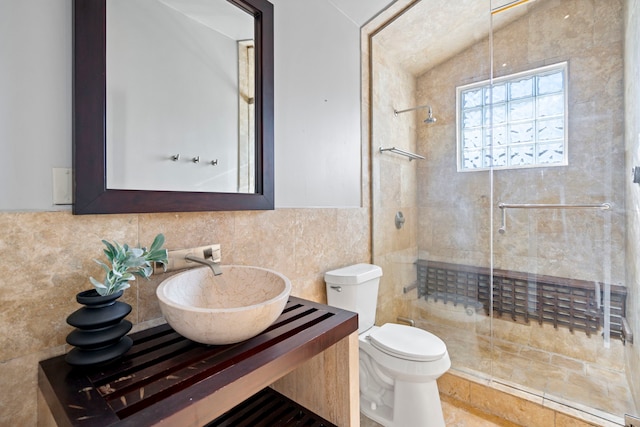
left=94, top=259, right=111, bottom=274
left=91, top=233, right=167, bottom=295
left=102, top=239, right=116, bottom=257
left=149, top=234, right=165, bottom=253
left=123, top=256, right=145, bottom=268
left=129, top=247, right=144, bottom=257
left=89, top=277, right=107, bottom=290
left=112, top=282, right=131, bottom=293
left=137, top=265, right=153, bottom=278
left=89, top=277, right=104, bottom=286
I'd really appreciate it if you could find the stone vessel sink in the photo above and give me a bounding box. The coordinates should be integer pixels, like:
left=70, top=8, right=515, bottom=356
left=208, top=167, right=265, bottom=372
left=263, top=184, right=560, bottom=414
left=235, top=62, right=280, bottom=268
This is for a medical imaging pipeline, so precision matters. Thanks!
left=157, top=265, right=292, bottom=345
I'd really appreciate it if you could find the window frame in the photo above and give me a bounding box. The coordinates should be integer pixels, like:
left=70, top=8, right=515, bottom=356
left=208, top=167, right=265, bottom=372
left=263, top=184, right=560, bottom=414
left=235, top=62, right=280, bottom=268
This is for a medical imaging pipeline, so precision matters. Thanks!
left=456, top=62, right=569, bottom=172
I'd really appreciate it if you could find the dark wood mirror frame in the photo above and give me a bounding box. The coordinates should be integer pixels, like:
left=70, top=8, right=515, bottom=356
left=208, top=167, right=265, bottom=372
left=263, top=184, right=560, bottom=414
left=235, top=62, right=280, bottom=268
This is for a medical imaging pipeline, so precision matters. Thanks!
left=72, top=0, right=274, bottom=214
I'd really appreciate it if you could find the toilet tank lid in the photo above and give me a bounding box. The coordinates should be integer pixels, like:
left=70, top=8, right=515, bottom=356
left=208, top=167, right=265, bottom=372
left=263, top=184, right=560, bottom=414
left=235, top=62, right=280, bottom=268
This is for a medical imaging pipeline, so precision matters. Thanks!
left=324, top=263, right=383, bottom=285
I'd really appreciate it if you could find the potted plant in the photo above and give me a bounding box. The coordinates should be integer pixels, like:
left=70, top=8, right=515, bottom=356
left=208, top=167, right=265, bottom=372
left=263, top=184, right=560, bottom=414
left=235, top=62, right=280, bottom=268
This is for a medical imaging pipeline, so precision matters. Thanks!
left=65, top=234, right=168, bottom=367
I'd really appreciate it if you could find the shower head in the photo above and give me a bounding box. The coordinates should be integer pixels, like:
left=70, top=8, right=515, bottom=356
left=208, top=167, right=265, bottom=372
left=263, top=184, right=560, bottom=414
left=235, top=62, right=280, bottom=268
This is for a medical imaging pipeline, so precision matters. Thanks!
left=394, top=104, right=437, bottom=124
left=424, top=106, right=437, bottom=124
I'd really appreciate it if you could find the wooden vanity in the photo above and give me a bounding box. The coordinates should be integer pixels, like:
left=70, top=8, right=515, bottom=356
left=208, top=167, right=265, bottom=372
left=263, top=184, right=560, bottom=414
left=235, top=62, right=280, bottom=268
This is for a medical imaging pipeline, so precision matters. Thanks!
left=38, top=297, right=359, bottom=426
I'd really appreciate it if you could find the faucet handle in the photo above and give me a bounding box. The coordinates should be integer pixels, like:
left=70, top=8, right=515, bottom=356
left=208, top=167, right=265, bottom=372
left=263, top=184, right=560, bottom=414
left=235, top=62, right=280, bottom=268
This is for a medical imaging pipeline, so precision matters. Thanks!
left=203, top=246, right=218, bottom=261
left=204, top=245, right=221, bottom=263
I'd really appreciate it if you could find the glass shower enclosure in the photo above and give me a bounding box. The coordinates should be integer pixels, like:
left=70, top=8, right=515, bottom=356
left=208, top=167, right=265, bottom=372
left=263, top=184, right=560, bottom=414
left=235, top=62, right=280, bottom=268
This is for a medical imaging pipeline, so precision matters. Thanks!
left=371, top=0, right=637, bottom=424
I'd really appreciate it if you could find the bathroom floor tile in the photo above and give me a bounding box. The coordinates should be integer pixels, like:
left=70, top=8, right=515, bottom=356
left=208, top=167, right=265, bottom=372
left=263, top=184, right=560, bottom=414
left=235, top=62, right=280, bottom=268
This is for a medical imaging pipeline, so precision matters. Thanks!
left=360, top=395, right=519, bottom=427
left=441, top=395, right=522, bottom=427
left=417, top=318, right=637, bottom=419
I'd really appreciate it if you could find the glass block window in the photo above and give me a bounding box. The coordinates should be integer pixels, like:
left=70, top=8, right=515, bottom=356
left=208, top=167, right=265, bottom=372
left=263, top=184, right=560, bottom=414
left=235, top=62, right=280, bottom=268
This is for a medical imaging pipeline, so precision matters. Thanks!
left=457, top=62, right=568, bottom=171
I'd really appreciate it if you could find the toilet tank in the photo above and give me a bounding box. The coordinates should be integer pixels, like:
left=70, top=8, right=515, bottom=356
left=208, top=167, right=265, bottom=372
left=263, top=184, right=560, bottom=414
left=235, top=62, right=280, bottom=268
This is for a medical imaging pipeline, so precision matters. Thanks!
left=324, top=264, right=382, bottom=333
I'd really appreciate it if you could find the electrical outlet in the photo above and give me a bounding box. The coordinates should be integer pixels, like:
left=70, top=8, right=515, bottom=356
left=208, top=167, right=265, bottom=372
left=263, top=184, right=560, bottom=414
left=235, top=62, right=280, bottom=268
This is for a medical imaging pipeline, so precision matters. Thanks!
left=626, top=414, right=640, bottom=427
left=155, top=244, right=221, bottom=273
left=52, top=168, right=73, bottom=205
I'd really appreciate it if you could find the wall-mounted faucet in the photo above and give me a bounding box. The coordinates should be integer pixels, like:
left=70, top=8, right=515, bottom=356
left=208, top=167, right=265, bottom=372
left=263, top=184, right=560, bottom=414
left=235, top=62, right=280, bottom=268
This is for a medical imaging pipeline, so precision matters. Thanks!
left=185, top=254, right=223, bottom=275
left=156, top=244, right=222, bottom=274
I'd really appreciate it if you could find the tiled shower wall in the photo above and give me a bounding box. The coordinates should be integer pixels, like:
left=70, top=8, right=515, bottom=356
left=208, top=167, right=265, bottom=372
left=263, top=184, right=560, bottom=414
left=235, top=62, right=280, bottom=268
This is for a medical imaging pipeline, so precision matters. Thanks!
left=416, top=0, right=626, bottom=283
left=370, top=34, right=419, bottom=326
left=0, top=208, right=370, bottom=425
left=368, top=0, right=640, bottom=413
left=413, top=0, right=636, bottom=408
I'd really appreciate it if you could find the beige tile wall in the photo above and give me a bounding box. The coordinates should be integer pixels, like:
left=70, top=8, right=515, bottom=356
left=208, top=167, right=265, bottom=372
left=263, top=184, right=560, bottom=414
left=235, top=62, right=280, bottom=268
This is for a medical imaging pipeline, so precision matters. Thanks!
left=415, top=0, right=626, bottom=283
left=370, top=32, right=420, bottom=326
left=438, top=372, right=623, bottom=427
left=0, top=208, right=370, bottom=425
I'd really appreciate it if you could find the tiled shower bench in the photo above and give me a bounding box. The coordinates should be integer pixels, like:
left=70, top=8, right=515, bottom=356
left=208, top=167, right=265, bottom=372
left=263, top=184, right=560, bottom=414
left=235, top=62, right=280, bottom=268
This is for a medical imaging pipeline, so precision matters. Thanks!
left=38, top=297, right=359, bottom=426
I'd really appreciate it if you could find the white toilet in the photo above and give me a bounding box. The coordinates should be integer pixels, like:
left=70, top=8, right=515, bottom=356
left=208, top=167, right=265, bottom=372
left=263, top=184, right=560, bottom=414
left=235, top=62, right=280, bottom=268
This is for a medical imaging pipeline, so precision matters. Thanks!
left=325, top=263, right=450, bottom=427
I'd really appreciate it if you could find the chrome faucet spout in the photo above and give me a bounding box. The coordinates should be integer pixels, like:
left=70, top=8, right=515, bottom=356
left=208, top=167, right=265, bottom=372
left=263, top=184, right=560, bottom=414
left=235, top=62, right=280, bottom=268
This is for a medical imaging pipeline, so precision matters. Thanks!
left=184, top=254, right=223, bottom=275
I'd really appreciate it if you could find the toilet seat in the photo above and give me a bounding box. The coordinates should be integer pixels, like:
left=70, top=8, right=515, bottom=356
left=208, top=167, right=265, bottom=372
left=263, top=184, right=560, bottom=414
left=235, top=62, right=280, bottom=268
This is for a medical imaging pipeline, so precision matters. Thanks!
left=368, top=323, right=447, bottom=362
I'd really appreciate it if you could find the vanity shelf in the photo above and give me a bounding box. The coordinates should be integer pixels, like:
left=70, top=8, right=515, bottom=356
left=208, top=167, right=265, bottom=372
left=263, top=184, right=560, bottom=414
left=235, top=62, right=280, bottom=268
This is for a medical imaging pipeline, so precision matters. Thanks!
left=38, top=297, right=357, bottom=427
left=206, top=387, right=335, bottom=426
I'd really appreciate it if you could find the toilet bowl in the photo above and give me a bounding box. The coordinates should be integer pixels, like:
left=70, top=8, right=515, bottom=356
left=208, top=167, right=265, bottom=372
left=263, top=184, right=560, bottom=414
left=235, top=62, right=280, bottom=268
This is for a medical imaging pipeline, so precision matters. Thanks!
left=358, top=324, right=451, bottom=427
left=324, top=264, right=450, bottom=427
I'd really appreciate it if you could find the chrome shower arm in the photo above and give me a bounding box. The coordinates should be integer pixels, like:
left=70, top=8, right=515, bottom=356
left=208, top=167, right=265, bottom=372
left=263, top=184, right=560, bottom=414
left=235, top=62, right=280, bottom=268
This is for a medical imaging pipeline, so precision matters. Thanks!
left=394, top=104, right=437, bottom=123
left=394, top=104, right=432, bottom=115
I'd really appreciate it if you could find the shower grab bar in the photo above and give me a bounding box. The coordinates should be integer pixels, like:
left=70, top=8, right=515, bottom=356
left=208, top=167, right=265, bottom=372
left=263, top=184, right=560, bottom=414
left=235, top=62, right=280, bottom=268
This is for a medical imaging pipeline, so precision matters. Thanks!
left=379, top=146, right=425, bottom=161
left=402, top=281, right=417, bottom=294
left=396, top=316, right=415, bottom=327
left=498, top=202, right=611, bottom=233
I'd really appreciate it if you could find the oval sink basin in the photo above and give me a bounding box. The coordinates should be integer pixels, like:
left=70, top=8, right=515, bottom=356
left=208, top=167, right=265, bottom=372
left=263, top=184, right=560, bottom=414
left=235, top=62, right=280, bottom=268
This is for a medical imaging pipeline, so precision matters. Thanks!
left=157, top=265, right=291, bottom=345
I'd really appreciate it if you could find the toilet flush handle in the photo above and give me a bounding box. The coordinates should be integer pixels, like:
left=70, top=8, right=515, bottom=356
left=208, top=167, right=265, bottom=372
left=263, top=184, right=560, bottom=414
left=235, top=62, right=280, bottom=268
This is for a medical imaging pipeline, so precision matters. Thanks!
left=330, top=285, right=342, bottom=292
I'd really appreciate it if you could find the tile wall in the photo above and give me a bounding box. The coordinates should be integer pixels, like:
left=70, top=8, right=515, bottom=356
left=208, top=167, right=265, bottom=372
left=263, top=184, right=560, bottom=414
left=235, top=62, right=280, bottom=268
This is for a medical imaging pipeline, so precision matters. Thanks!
left=369, top=36, right=419, bottom=325
left=0, top=208, right=370, bottom=425
left=416, top=0, right=626, bottom=283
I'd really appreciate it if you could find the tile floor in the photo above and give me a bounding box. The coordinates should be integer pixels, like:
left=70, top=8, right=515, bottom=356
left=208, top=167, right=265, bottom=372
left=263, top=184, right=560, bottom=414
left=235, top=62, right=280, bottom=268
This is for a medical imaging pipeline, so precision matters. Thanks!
left=417, top=316, right=636, bottom=421
left=361, top=395, right=521, bottom=427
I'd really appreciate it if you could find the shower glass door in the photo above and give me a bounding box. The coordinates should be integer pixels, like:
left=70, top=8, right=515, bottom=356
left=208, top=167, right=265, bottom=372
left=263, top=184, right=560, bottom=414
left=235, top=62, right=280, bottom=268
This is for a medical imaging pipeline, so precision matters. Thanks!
left=370, top=0, right=637, bottom=425
left=487, top=0, right=633, bottom=420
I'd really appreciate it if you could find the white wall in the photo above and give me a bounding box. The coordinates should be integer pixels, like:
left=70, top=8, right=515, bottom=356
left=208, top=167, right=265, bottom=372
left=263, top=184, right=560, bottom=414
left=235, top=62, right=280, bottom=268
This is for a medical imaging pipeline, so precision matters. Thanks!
left=272, top=0, right=362, bottom=207
left=0, top=0, right=368, bottom=211
left=0, top=0, right=72, bottom=211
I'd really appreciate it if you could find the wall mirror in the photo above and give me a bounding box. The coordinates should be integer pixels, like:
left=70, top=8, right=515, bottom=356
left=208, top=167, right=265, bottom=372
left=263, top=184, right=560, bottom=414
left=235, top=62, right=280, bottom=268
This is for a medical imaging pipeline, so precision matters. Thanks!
left=73, top=0, right=273, bottom=214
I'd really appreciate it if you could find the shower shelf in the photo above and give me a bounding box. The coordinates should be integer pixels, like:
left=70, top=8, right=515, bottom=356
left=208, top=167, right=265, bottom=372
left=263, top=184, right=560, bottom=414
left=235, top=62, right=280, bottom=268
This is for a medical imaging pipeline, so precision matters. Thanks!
left=416, top=259, right=627, bottom=340
left=379, top=146, right=425, bottom=161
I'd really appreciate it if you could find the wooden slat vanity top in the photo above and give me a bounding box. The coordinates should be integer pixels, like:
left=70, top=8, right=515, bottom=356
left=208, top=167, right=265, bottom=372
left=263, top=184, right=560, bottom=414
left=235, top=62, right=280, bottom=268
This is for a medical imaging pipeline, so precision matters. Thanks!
left=39, top=297, right=358, bottom=427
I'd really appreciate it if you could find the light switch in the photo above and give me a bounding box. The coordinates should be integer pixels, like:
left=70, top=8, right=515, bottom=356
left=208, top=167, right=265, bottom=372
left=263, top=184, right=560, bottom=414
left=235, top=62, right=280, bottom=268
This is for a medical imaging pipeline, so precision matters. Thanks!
left=52, top=168, right=72, bottom=205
